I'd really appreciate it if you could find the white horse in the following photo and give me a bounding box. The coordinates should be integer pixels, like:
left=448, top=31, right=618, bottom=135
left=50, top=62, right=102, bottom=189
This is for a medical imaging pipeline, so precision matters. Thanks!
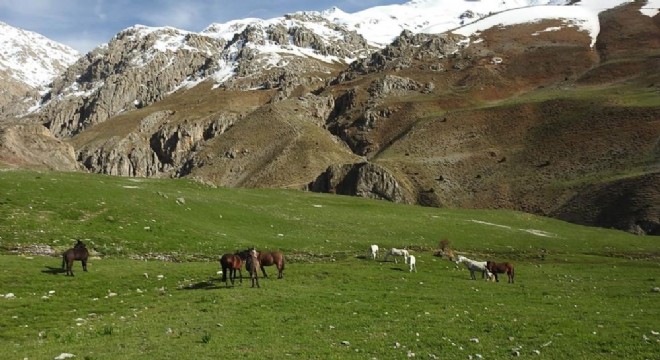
left=369, top=244, right=379, bottom=260
left=384, top=248, right=409, bottom=264
left=456, top=255, right=489, bottom=280
left=408, top=255, right=417, bottom=272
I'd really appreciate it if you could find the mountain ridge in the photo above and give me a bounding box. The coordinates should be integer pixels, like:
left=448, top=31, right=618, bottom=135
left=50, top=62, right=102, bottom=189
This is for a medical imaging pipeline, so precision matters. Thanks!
left=0, top=0, right=658, bottom=235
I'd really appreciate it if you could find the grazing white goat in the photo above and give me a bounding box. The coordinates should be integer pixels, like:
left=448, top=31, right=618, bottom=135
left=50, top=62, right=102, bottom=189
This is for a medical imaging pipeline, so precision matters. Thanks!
left=384, top=248, right=409, bottom=264
left=369, top=244, right=379, bottom=260
left=408, top=255, right=417, bottom=272
left=456, top=255, right=488, bottom=280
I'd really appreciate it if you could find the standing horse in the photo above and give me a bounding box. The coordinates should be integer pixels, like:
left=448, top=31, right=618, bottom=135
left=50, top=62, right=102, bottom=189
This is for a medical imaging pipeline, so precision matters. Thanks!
left=384, top=248, right=409, bottom=264
left=239, top=248, right=285, bottom=279
left=486, top=261, right=515, bottom=283
left=408, top=255, right=417, bottom=273
left=456, top=255, right=488, bottom=280
left=245, top=248, right=260, bottom=288
left=62, top=240, right=89, bottom=276
left=219, top=253, right=243, bottom=287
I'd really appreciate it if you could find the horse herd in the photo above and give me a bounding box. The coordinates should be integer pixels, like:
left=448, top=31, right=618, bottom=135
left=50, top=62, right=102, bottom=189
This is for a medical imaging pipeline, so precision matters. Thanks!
left=60, top=241, right=513, bottom=285
left=369, top=244, right=514, bottom=283
left=219, top=248, right=285, bottom=288
left=59, top=241, right=284, bottom=288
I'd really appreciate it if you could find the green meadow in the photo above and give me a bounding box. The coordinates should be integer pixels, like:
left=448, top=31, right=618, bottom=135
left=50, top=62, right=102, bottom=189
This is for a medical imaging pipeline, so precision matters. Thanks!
left=1, top=170, right=658, bottom=359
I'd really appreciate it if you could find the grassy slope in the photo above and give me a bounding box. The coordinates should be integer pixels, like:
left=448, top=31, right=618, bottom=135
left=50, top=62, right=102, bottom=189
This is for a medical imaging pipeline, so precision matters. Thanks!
left=1, top=170, right=658, bottom=359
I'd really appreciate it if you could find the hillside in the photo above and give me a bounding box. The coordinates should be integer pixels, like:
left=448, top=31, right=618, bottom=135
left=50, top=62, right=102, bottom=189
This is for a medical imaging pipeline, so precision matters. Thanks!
left=0, top=0, right=658, bottom=235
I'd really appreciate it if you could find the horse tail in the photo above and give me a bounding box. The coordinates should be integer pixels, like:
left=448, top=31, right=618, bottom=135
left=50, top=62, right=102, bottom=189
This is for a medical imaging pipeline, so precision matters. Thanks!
left=61, top=253, right=66, bottom=269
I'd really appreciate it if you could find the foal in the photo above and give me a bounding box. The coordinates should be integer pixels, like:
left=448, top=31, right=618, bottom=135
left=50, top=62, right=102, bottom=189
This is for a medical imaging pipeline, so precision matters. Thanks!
left=246, top=249, right=260, bottom=288
left=62, top=240, right=89, bottom=276
left=408, top=255, right=417, bottom=272
left=369, top=244, right=379, bottom=260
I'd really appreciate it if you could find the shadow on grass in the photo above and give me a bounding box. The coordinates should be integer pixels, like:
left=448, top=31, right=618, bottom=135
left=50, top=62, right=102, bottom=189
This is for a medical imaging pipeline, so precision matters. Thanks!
left=179, top=278, right=233, bottom=290
left=41, top=266, right=66, bottom=275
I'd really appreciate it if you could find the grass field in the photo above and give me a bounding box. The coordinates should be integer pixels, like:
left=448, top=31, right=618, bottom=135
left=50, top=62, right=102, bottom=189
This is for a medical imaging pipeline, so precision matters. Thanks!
left=1, top=170, right=658, bottom=359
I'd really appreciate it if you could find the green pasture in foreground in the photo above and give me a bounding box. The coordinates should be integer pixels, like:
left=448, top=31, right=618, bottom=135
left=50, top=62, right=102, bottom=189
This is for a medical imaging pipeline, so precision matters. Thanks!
left=0, top=169, right=659, bottom=359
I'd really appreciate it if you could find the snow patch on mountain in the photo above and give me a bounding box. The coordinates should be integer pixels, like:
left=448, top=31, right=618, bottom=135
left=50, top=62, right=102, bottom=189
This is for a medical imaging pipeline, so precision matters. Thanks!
left=0, top=21, right=80, bottom=88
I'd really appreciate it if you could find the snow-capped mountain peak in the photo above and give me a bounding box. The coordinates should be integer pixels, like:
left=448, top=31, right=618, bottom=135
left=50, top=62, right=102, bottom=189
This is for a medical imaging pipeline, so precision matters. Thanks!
left=0, top=21, right=80, bottom=88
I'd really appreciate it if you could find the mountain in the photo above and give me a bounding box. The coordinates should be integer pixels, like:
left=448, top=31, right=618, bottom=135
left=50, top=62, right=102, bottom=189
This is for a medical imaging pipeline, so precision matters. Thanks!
left=0, top=21, right=80, bottom=115
left=0, top=0, right=658, bottom=235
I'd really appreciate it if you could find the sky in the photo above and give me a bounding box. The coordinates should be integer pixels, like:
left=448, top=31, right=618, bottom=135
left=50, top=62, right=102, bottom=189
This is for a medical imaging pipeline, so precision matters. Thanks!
left=0, top=0, right=408, bottom=54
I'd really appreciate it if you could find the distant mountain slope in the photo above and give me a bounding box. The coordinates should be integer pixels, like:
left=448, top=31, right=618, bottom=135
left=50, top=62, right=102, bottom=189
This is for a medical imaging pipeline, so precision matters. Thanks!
left=0, top=21, right=80, bottom=88
left=0, top=21, right=79, bottom=118
left=0, top=0, right=658, bottom=234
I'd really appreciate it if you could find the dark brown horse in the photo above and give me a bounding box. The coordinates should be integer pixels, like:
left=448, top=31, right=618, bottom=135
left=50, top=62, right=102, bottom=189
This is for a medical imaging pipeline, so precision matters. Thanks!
left=238, top=249, right=285, bottom=279
left=62, top=240, right=89, bottom=276
left=245, top=249, right=260, bottom=288
left=219, top=253, right=243, bottom=287
left=486, top=261, right=515, bottom=283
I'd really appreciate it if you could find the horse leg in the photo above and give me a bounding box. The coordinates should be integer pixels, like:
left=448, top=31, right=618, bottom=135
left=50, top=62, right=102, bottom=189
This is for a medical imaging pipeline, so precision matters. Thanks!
left=260, top=265, right=268, bottom=278
left=277, top=263, right=283, bottom=279
left=68, top=260, right=74, bottom=276
left=221, top=265, right=227, bottom=283
left=82, top=260, right=88, bottom=272
left=238, top=269, right=242, bottom=284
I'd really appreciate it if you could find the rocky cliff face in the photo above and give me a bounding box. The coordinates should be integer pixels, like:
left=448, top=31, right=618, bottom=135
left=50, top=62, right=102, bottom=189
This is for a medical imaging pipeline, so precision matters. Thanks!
left=308, top=162, right=413, bottom=203
left=37, top=26, right=228, bottom=137
left=76, top=109, right=239, bottom=177
left=0, top=123, right=80, bottom=171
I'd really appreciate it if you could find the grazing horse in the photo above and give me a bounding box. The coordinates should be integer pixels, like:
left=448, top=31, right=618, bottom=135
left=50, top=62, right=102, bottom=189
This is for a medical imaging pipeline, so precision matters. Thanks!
left=455, top=255, right=489, bottom=280
left=384, top=248, right=409, bottom=264
left=369, top=244, right=379, bottom=260
left=219, top=253, right=243, bottom=287
left=408, top=255, right=417, bottom=272
left=240, top=249, right=285, bottom=279
left=62, top=240, right=89, bottom=276
left=245, top=249, right=260, bottom=288
left=486, top=261, right=515, bottom=283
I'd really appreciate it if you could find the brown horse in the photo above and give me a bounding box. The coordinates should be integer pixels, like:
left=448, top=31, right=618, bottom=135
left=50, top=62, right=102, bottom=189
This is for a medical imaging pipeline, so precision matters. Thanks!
left=219, top=253, right=243, bottom=287
left=486, top=261, right=515, bottom=283
left=238, top=249, right=285, bottom=279
left=245, top=248, right=260, bottom=288
left=62, top=240, right=89, bottom=276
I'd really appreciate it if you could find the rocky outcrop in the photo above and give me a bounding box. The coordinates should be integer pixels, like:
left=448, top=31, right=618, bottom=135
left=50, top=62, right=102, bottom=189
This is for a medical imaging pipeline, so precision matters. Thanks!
left=77, top=110, right=237, bottom=177
left=0, top=123, right=81, bottom=170
left=331, top=30, right=465, bottom=84
left=38, top=27, right=227, bottom=137
left=308, top=162, right=413, bottom=203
